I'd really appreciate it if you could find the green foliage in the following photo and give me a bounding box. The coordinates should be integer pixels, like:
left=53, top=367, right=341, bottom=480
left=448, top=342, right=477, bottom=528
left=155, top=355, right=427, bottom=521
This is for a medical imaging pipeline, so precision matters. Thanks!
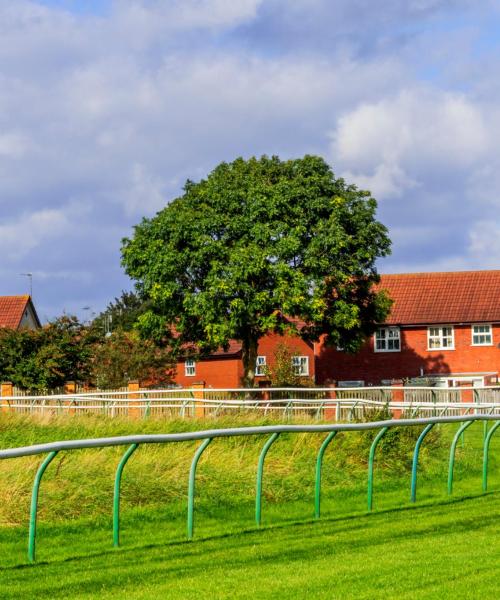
left=0, top=313, right=174, bottom=392
left=121, top=155, right=392, bottom=386
left=0, top=316, right=99, bottom=391
left=91, top=329, right=173, bottom=389
left=92, top=290, right=151, bottom=335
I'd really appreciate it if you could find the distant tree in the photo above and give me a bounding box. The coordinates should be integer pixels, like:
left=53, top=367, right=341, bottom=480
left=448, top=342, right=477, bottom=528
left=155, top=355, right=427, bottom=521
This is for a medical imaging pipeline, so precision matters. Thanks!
left=91, top=329, right=173, bottom=389
left=92, top=290, right=151, bottom=335
left=121, top=155, right=392, bottom=387
left=0, top=316, right=98, bottom=391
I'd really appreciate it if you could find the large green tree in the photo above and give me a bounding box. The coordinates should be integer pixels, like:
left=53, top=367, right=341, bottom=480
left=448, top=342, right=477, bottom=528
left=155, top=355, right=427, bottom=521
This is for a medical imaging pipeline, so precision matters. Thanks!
left=121, top=155, right=392, bottom=387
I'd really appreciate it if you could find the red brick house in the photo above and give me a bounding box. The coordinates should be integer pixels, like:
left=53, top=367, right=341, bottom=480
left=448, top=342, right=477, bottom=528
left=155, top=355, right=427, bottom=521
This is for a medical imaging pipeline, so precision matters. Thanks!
left=0, top=296, right=41, bottom=331
left=316, top=270, right=500, bottom=387
left=174, top=332, right=315, bottom=388
left=172, top=270, right=500, bottom=389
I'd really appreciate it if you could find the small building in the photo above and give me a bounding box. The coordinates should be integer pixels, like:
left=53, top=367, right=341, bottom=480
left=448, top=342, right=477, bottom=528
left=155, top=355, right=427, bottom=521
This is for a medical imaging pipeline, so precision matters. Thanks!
left=316, top=270, right=500, bottom=387
left=0, top=296, right=41, bottom=331
left=174, top=332, right=315, bottom=388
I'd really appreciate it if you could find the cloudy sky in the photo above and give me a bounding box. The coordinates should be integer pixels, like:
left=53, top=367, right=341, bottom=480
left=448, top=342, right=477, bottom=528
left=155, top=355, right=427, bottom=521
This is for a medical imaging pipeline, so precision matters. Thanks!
left=1, top=1, right=499, bottom=321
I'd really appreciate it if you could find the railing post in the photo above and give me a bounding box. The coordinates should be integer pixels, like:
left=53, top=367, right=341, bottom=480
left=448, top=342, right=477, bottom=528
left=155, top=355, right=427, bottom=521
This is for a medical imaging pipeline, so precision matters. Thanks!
left=324, top=382, right=337, bottom=421
left=367, top=426, right=389, bottom=511
left=448, top=420, right=475, bottom=495
left=482, top=420, right=500, bottom=492
left=64, top=381, right=77, bottom=415
left=391, top=380, right=404, bottom=418
left=255, top=432, right=280, bottom=526
left=187, top=437, right=212, bottom=540
left=315, top=431, right=337, bottom=518
left=192, top=382, right=206, bottom=418
left=113, top=443, right=139, bottom=547
left=410, top=423, right=435, bottom=502
left=127, top=380, right=142, bottom=419
left=1, top=381, right=13, bottom=412
left=28, top=451, right=58, bottom=562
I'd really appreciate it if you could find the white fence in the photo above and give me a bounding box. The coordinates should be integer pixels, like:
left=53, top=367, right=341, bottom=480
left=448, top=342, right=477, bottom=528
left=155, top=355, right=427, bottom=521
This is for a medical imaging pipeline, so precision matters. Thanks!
left=1, top=386, right=500, bottom=420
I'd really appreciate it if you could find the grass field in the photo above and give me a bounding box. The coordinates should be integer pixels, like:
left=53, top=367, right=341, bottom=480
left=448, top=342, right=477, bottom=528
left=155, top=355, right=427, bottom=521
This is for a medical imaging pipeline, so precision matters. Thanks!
left=0, top=414, right=498, bottom=598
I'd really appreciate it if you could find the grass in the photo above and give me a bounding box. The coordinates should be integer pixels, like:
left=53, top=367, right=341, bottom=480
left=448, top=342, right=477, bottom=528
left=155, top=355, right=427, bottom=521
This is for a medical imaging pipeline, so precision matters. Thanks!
left=0, top=413, right=498, bottom=598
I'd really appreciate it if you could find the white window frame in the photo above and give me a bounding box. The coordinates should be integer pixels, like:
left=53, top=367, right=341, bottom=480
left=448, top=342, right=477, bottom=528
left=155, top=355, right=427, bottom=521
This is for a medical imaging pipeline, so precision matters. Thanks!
left=471, top=324, right=493, bottom=346
left=374, top=327, right=401, bottom=353
left=255, top=355, right=267, bottom=376
left=427, top=326, right=454, bottom=350
left=292, top=356, right=309, bottom=376
left=184, top=359, right=196, bottom=377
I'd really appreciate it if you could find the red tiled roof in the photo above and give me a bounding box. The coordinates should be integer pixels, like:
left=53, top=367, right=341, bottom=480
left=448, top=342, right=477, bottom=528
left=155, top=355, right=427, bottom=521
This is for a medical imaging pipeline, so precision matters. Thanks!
left=210, top=340, right=243, bottom=357
left=377, top=270, right=500, bottom=325
left=0, top=295, right=31, bottom=329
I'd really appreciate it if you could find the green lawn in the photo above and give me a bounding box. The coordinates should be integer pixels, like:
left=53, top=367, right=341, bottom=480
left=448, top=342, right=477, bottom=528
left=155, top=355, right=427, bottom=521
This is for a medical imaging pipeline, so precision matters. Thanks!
left=0, top=414, right=498, bottom=598
left=0, top=493, right=498, bottom=599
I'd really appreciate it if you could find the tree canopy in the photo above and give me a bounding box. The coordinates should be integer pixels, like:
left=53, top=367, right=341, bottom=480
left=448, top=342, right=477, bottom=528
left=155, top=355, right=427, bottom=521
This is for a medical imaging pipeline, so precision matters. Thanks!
left=92, top=290, right=151, bottom=335
left=0, top=316, right=97, bottom=391
left=121, top=155, right=392, bottom=386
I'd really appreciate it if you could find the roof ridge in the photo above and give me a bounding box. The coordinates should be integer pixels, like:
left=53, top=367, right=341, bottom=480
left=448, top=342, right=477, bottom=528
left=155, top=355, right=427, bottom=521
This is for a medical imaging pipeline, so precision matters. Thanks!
left=380, top=269, right=500, bottom=277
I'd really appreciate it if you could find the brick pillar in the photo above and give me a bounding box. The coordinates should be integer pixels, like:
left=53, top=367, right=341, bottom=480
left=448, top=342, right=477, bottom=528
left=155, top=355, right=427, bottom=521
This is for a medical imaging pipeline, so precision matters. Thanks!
left=391, top=379, right=404, bottom=418
left=64, top=381, right=77, bottom=415
left=456, top=381, right=473, bottom=414
left=1, top=382, right=13, bottom=412
left=128, top=380, right=142, bottom=419
left=192, top=381, right=206, bottom=418
left=324, top=382, right=337, bottom=421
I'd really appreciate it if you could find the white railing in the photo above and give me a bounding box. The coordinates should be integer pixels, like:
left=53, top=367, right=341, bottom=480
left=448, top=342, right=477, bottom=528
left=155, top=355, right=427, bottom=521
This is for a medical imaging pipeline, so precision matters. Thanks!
left=1, top=386, right=500, bottom=420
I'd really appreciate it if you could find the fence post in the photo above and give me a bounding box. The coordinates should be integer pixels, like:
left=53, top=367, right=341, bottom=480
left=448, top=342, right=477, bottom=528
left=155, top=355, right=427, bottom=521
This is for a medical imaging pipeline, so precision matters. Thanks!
left=1, top=382, right=13, bottom=412
left=127, top=380, right=142, bottom=419
left=391, top=380, right=404, bottom=418
left=457, top=381, right=473, bottom=415
left=192, top=382, right=206, bottom=418
left=324, top=382, right=337, bottom=421
left=64, top=381, right=77, bottom=415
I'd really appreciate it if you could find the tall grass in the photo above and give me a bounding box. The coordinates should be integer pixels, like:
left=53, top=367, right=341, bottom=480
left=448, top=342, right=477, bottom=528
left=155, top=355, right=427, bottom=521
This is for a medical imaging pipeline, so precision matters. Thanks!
left=0, top=411, right=455, bottom=527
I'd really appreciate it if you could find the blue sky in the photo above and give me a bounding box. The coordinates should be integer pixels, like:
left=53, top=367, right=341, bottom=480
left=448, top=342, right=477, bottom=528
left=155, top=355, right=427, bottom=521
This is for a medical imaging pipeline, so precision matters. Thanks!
left=1, top=0, right=500, bottom=321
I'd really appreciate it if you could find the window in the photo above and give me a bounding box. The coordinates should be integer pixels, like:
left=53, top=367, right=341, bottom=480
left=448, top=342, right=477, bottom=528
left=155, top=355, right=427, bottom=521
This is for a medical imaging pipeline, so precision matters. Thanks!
left=255, top=355, right=267, bottom=376
left=185, top=359, right=196, bottom=377
left=428, top=326, right=454, bottom=350
left=292, top=356, right=309, bottom=376
left=472, top=324, right=492, bottom=346
left=338, top=380, right=364, bottom=388
left=374, top=327, right=400, bottom=352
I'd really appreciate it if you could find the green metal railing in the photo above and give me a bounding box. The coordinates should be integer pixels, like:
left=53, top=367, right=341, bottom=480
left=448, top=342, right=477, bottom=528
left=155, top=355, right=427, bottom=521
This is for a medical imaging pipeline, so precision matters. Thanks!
left=0, top=415, right=498, bottom=563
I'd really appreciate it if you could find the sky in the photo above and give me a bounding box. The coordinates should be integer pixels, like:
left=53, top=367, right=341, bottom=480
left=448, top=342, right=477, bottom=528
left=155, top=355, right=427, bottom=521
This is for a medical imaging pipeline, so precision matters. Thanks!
left=1, top=1, right=500, bottom=321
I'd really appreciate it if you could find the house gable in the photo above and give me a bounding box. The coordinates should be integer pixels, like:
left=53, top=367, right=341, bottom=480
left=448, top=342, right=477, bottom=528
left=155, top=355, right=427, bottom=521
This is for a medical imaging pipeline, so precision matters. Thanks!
left=0, top=296, right=41, bottom=330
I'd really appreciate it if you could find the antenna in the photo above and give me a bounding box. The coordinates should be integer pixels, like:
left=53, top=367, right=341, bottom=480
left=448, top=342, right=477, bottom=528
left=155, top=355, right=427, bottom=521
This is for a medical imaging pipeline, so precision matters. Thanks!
left=20, top=273, right=33, bottom=298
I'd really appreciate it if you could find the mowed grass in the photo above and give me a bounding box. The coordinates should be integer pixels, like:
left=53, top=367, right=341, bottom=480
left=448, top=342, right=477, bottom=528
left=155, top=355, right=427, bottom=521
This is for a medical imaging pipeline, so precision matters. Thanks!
left=0, top=494, right=498, bottom=599
left=0, top=413, right=498, bottom=598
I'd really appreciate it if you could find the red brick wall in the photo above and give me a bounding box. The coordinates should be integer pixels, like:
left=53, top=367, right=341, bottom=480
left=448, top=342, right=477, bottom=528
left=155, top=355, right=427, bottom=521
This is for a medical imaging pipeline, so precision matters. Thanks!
left=172, top=333, right=315, bottom=388
left=174, top=356, right=242, bottom=388
left=254, top=333, right=315, bottom=384
left=316, top=324, right=500, bottom=385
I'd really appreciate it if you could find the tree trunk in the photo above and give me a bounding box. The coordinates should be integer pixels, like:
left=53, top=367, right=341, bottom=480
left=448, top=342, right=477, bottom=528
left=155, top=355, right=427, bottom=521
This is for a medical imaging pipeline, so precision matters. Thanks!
left=241, top=335, right=258, bottom=388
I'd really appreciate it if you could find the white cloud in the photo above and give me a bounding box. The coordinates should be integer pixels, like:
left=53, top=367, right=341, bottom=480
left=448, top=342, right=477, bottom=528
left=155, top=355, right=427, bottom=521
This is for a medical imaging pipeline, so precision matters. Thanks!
left=330, top=88, right=490, bottom=198
left=0, top=132, right=32, bottom=158
left=0, top=0, right=499, bottom=316
left=0, top=209, right=71, bottom=260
